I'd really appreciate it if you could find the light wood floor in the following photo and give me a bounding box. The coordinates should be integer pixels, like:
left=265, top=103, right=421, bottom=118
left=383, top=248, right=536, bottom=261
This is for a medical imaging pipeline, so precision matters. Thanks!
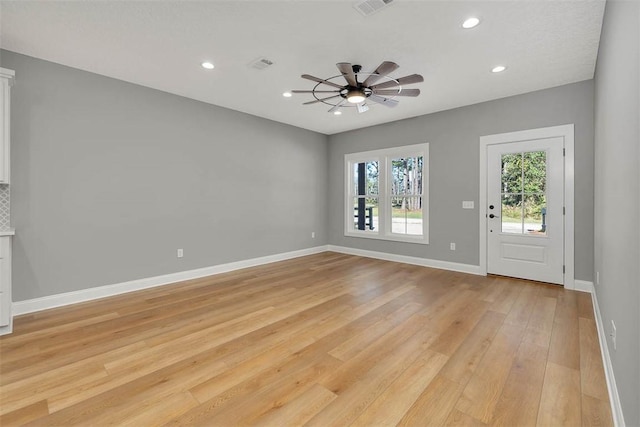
left=0, top=252, right=612, bottom=426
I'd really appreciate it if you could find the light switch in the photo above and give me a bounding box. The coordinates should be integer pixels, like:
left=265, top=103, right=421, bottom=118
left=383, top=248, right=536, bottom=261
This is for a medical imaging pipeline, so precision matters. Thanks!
left=462, top=201, right=474, bottom=209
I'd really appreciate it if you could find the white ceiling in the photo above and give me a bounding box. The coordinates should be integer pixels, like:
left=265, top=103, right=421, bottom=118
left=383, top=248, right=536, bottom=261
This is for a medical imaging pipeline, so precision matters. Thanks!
left=0, top=0, right=605, bottom=135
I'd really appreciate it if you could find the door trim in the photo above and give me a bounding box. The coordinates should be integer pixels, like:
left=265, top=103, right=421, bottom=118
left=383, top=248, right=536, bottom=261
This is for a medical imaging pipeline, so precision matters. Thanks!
left=479, top=124, right=575, bottom=289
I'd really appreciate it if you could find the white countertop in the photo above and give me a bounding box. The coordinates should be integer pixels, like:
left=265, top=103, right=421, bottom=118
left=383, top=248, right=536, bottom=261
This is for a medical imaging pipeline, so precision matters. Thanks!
left=0, top=229, right=15, bottom=236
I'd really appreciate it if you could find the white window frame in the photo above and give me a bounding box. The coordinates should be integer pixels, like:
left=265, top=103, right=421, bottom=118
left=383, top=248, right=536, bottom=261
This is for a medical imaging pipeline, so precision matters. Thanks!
left=344, top=143, right=429, bottom=244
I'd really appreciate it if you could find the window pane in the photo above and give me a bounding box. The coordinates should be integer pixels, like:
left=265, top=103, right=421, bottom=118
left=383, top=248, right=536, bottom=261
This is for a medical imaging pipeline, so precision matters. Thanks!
left=391, top=196, right=423, bottom=235
left=524, top=194, right=547, bottom=235
left=352, top=197, right=378, bottom=232
left=501, top=153, right=522, bottom=194
left=367, top=161, right=379, bottom=195
left=352, top=164, right=359, bottom=195
left=502, top=194, right=523, bottom=234
left=391, top=156, right=423, bottom=196
left=353, top=161, right=379, bottom=196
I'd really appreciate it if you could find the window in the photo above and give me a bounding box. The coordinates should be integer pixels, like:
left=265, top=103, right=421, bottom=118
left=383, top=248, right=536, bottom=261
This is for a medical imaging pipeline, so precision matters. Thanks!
left=500, top=150, right=547, bottom=235
left=345, top=143, right=429, bottom=244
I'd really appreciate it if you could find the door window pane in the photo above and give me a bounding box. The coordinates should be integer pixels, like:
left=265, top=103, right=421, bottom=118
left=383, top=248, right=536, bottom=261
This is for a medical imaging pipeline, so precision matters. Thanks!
left=501, top=154, right=522, bottom=194
left=524, top=194, right=547, bottom=235
left=523, top=151, right=546, bottom=194
left=501, top=150, right=547, bottom=235
left=502, top=194, right=523, bottom=234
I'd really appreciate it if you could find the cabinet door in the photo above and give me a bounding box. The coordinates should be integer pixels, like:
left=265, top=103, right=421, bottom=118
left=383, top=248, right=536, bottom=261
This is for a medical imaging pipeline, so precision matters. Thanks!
left=0, top=292, right=8, bottom=327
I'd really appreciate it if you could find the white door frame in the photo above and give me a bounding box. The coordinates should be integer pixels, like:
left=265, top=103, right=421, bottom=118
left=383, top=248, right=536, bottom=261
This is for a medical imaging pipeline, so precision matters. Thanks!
left=479, top=124, right=575, bottom=289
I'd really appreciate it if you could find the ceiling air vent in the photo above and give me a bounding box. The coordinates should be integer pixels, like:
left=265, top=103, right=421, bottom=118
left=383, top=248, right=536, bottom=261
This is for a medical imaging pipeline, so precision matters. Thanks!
left=249, top=57, right=275, bottom=70
left=353, top=0, right=394, bottom=17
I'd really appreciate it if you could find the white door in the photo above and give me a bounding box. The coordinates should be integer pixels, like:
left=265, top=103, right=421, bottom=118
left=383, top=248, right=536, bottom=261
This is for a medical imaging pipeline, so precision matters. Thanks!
left=486, top=137, right=564, bottom=284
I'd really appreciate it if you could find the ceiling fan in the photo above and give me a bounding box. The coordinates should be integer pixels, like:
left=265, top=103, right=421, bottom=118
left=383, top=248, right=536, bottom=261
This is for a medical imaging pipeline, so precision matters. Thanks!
left=291, top=61, right=423, bottom=114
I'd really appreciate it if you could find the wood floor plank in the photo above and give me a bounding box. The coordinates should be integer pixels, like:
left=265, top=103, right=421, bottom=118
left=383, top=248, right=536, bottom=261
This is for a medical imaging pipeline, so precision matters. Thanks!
left=577, top=291, right=595, bottom=320
left=503, top=282, right=539, bottom=327
left=547, top=290, right=581, bottom=370
left=0, top=253, right=611, bottom=426
left=397, top=374, right=466, bottom=426
left=446, top=409, right=489, bottom=427
left=328, top=302, right=424, bottom=361
left=581, top=393, right=614, bottom=427
left=536, top=362, right=582, bottom=426
left=251, top=383, right=337, bottom=427
left=307, top=318, right=440, bottom=426
left=489, top=339, right=548, bottom=426
left=439, top=310, right=505, bottom=385
left=350, top=349, right=448, bottom=427
left=427, top=297, right=491, bottom=356
left=454, top=321, right=526, bottom=423
left=170, top=349, right=342, bottom=426
left=0, top=400, right=49, bottom=426
left=1, top=341, right=148, bottom=414
left=579, top=317, right=610, bottom=401
left=522, top=294, right=557, bottom=348
left=316, top=312, right=431, bottom=396
left=487, top=281, right=523, bottom=315
left=188, top=286, right=421, bottom=404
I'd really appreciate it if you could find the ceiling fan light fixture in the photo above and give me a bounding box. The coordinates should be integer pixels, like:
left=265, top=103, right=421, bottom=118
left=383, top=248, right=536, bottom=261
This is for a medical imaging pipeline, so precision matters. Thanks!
left=347, top=89, right=366, bottom=104
left=201, top=61, right=215, bottom=70
left=492, top=65, right=507, bottom=73
left=333, top=110, right=343, bottom=115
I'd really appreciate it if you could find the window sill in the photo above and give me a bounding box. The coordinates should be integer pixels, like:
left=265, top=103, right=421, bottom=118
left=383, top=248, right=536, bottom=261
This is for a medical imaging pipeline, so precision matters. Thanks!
left=344, top=231, right=429, bottom=245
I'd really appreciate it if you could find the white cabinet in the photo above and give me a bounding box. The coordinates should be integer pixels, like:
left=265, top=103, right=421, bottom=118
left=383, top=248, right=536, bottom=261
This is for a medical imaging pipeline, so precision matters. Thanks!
left=0, top=67, right=13, bottom=335
left=0, top=235, right=13, bottom=333
left=0, top=68, right=14, bottom=184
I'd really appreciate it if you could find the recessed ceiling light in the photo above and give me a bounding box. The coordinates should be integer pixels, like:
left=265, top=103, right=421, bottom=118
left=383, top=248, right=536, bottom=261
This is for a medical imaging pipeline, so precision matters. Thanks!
left=201, top=61, right=215, bottom=70
left=492, top=65, right=507, bottom=73
left=282, top=92, right=292, bottom=98
left=333, top=110, right=342, bottom=115
left=462, top=17, right=480, bottom=29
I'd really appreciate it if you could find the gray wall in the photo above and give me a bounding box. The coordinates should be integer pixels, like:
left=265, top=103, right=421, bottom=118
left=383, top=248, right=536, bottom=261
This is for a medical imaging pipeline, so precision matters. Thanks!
left=594, top=0, right=640, bottom=424
left=0, top=50, right=329, bottom=302
left=328, top=81, right=595, bottom=281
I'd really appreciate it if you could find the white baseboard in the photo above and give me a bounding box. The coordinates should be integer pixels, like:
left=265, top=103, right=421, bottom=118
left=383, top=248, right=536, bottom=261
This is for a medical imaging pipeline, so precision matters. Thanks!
left=12, top=245, right=483, bottom=317
left=574, top=279, right=594, bottom=293
left=0, top=317, right=13, bottom=336
left=591, top=289, right=626, bottom=426
left=327, top=245, right=483, bottom=275
left=12, top=245, right=329, bottom=316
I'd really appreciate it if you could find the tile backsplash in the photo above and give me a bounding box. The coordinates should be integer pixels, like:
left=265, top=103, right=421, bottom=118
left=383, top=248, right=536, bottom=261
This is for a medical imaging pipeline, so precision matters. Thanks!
left=0, top=185, right=9, bottom=231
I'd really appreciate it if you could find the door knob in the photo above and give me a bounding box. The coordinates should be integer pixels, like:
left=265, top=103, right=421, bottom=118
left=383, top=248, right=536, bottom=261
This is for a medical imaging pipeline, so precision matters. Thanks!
left=489, top=213, right=499, bottom=219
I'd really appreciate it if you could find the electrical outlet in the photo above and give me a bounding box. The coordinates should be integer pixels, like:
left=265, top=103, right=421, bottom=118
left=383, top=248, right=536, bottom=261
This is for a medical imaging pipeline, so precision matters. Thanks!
left=311, top=232, right=315, bottom=239
left=450, top=243, right=456, bottom=251
left=462, top=201, right=474, bottom=209
left=177, top=248, right=184, bottom=258
left=610, top=320, right=617, bottom=350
